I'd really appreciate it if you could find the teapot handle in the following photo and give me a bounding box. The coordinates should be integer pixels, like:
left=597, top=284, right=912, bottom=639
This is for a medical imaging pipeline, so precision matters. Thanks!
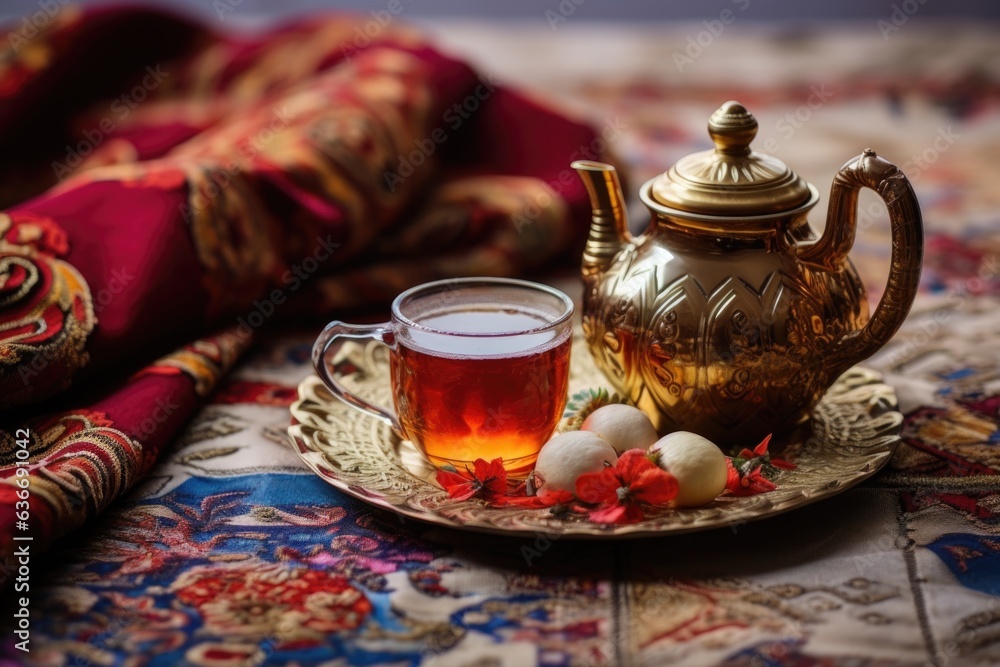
left=799, top=149, right=923, bottom=368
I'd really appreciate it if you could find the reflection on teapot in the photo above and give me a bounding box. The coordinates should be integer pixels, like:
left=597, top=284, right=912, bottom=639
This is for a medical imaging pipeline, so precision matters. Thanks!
left=574, top=101, right=923, bottom=447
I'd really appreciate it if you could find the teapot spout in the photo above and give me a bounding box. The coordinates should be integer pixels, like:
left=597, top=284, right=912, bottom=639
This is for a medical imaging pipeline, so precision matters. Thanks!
left=572, top=160, right=631, bottom=279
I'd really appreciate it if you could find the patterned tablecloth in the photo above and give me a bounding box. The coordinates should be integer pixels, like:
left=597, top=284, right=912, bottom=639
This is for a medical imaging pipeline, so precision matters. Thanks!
left=12, top=21, right=1000, bottom=667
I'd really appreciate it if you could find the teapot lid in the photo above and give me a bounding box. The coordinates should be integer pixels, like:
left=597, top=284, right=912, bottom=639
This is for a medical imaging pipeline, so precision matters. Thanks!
left=650, top=101, right=812, bottom=216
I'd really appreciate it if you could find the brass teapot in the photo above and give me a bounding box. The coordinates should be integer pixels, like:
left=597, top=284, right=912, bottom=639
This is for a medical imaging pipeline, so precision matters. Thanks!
left=574, top=101, right=923, bottom=446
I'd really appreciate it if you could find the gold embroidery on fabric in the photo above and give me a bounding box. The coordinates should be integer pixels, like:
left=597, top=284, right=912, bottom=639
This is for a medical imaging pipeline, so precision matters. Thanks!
left=0, top=412, right=142, bottom=541
left=0, top=213, right=96, bottom=406
left=137, top=331, right=246, bottom=397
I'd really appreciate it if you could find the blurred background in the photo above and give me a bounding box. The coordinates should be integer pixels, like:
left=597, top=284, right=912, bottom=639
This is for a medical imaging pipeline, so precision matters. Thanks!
left=2, top=0, right=997, bottom=283
left=3, top=0, right=999, bottom=22
left=3, top=5, right=1000, bottom=664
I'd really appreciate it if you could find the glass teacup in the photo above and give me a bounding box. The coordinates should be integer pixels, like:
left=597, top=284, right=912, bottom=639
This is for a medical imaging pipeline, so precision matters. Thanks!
left=312, top=277, right=573, bottom=477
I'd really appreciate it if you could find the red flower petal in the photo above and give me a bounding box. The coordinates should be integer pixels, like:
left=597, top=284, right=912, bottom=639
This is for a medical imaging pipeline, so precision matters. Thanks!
left=474, top=457, right=506, bottom=480
left=745, top=469, right=777, bottom=495
left=616, top=449, right=658, bottom=480
left=724, top=460, right=776, bottom=496
left=499, top=490, right=575, bottom=508
left=622, top=502, right=646, bottom=523
left=575, top=468, right=621, bottom=504
left=725, top=458, right=742, bottom=492
left=630, top=468, right=678, bottom=506
left=589, top=501, right=647, bottom=525
left=433, top=467, right=477, bottom=501
left=436, top=458, right=509, bottom=503
left=436, top=471, right=478, bottom=501
left=452, top=486, right=479, bottom=501
left=753, top=433, right=773, bottom=457
left=588, top=504, right=628, bottom=524
left=770, top=457, right=797, bottom=470
left=473, top=457, right=508, bottom=498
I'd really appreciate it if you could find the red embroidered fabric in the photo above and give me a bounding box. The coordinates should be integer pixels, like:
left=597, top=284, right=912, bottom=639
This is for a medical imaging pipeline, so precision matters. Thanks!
left=0, top=7, right=617, bottom=556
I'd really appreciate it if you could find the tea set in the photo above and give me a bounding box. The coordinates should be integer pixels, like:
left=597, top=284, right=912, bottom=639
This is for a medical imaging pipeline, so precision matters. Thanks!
left=296, top=101, right=922, bottom=534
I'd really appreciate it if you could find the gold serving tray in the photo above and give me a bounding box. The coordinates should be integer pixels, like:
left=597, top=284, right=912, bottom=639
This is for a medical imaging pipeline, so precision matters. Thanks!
left=288, top=333, right=902, bottom=538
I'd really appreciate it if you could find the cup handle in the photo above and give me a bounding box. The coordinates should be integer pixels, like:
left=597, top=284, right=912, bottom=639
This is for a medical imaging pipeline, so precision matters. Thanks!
left=312, top=321, right=401, bottom=433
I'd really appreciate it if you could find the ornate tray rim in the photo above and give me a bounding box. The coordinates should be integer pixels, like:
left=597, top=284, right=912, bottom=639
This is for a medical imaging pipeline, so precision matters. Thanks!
left=287, top=338, right=903, bottom=539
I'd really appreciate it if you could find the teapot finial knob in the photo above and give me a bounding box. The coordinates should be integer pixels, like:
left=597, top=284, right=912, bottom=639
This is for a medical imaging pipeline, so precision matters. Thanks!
left=708, top=100, right=757, bottom=155
left=650, top=99, right=811, bottom=214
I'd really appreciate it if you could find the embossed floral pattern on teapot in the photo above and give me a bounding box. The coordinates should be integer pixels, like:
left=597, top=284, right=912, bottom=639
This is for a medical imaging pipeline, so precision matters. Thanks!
left=574, top=101, right=923, bottom=446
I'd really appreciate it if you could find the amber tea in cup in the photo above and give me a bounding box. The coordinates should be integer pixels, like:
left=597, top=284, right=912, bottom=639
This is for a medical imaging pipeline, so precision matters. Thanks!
left=312, top=278, right=573, bottom=477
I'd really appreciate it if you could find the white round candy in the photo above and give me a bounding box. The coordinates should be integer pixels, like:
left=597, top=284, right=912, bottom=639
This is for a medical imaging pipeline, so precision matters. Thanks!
left=649, top=431, right=728, bottom=507
left=533, top=430, right=618, bottom=499
left=581, top=404, right=659, bottom=456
